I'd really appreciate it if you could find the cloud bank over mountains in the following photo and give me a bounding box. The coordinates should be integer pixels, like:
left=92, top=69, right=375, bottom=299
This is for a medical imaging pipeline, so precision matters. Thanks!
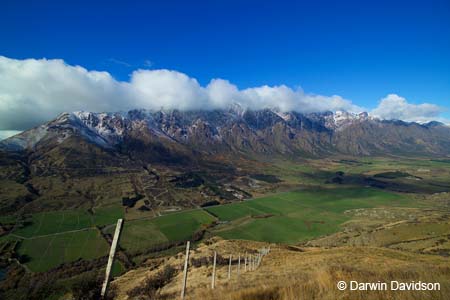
left=0, top=56, right=447, bottom=135
left=371, top=94, right=446, bottom=123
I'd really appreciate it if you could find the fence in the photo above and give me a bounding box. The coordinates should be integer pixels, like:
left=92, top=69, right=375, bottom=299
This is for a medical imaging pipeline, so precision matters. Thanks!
left=100, top=219, right=271, bottom=299
left=180, top=241, right=271, bottom=299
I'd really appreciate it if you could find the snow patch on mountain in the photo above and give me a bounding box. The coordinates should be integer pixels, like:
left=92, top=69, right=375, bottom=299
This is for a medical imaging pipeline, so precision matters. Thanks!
left=324, top=110, right=372, bottom=130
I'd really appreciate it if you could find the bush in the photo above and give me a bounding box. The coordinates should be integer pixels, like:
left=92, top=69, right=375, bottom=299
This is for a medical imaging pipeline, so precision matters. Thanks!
left=127, top=265, right=177, bottom=299
left=71, top=273, right=102, bottom=300
left=70, top=272, right=116, bottom=300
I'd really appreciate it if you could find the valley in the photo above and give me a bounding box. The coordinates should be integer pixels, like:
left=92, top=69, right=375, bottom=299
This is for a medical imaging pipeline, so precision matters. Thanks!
left=0, top=109, right=450, bottom=299
left=1, top=153, right=450, bottom=299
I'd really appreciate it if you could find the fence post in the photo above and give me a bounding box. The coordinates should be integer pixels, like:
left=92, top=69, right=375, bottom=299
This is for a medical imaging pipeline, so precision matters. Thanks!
left=101, top=218, right=123, bottom=299
left=244, top=255, right=247, bottom=272
left=211, top=251, right=217, bottom=289
left=237, top=254, right=241, bottom=276
left=180, top=241, right=190, bottom=300
left=228, top=254, right=232, bottom=280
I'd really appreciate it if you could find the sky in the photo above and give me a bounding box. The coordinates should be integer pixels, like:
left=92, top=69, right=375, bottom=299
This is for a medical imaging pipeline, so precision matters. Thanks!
left=0, top=0, right=449, bottom=139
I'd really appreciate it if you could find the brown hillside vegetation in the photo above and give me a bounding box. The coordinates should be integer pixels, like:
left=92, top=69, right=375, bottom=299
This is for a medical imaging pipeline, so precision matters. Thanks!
left=111, top=238, right=450, bottom=300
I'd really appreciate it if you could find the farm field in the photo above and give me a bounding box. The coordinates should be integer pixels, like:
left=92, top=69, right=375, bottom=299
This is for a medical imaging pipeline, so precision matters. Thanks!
left=206, top=187, right=416, bottom=243
left=2, top=205, right=216, bottom=272
left=0, top=205, right=124, bottom=272
left=107, top=209, right=216, bottom=255
left=2, top=186, right=419, bottom=272
left=17, top=228, right=109, bottom=272
left=11, top=205, right=124, bottom=238
left=264, top=157, right=450, bottom=190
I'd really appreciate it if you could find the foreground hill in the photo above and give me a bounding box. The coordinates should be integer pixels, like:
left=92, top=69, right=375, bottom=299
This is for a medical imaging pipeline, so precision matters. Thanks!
left=111, top=238, right=450, bottom=300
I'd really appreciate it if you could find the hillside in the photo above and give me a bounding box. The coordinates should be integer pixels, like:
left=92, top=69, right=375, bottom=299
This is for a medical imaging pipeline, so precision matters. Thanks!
left=105, top=190, right=450, bottom=300
left=111, top=238, right=450, bottom=300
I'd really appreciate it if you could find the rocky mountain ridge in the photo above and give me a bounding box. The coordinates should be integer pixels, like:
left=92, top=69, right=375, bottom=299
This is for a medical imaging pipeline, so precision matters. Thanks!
left=1, top=108, right=450, bottom=157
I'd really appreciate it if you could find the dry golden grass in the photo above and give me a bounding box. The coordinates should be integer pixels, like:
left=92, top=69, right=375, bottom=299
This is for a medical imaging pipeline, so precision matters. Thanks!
left=112, top=239, right=450, bottom=300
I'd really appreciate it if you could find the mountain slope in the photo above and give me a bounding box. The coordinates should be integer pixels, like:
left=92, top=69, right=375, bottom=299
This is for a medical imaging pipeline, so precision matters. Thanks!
left=110, top=238, right=450, bottom=300
left=2, top=108, right=450, bottom=158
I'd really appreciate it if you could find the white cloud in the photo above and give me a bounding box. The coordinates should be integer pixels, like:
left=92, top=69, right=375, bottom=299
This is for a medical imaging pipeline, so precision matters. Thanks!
left=370, top=94, right=447, bottom=123
left=0, top=56, right=447, bottom=131
left=0, top=56, right=130, bottom=130
left=130, top=69, right=209, bottom=110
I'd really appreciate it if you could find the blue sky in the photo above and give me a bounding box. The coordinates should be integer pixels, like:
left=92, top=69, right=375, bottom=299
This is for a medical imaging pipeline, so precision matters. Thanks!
left=0, top=0, right=449, bottom=136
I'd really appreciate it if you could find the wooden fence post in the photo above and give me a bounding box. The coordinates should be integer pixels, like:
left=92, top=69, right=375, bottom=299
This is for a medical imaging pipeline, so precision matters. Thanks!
left=237, top=254, right=241, bottom=276
left=244, top=255, right=247, bottom=272
left=228, top=254, right=232, bottom=280
left=180, top=241, right=190, bottom=300
left=101, top=218, right=123, bottom=299
left=211, top=251, right=217, bottom=289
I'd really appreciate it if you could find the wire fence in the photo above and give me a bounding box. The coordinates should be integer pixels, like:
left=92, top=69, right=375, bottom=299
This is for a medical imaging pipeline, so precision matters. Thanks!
left=179, top=241, right=270, bottom=299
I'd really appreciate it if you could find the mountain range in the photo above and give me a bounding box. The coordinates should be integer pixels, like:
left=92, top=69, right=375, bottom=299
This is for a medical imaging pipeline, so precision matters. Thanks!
left=1, top=107, right=450, bottom=159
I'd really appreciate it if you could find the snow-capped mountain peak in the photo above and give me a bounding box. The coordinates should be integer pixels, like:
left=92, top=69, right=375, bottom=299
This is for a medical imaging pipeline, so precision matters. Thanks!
left=1, top=108, right=448, bottom=157
left=324, top=110, right=372, bottom=130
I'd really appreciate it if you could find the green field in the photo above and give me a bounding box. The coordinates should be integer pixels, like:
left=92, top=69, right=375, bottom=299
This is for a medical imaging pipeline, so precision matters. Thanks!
left=17, top=229, right=109, bottom=272
left=206, top=187, right=414, bottom=243
left=330, top=157, right=450, bottom=178
left=2, top=205, right=216, bottom=272
left=264, top=157, right=450, bottom=194
left=152, top=209, right=216, bottom=240
left=12, top=205, right=124, bottom=238
left=0, top=205, right=124, bottom=272
left=0, top=185, right=421, bottom=272
left=116, top=219, right=168, bottom=254
left=109, top=209, right=216, bottom=255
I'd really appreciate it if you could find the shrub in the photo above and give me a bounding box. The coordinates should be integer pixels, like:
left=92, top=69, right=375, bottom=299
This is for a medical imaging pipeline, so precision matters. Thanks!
left=127, top=265, right=177, bottom=299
